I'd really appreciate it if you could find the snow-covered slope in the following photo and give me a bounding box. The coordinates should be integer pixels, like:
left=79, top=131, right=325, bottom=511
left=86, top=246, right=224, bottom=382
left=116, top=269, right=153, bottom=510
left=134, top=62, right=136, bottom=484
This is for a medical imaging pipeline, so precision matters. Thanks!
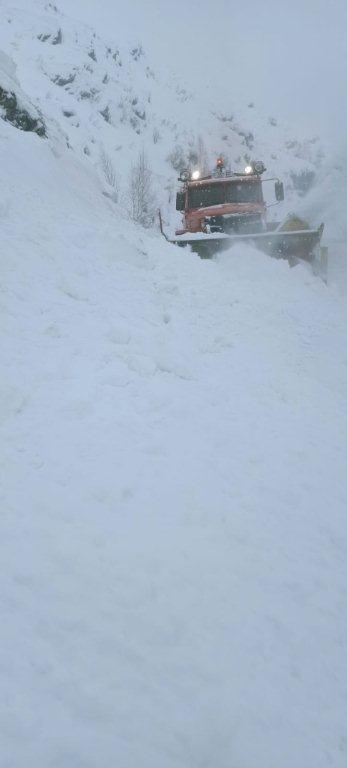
left=1, top=100, right=347, bottom=768
left=1, top=3, right=347, bottom=768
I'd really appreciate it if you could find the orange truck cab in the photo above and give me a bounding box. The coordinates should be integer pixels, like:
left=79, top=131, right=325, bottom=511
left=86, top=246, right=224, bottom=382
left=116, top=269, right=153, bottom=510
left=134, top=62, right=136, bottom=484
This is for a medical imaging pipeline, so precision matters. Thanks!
left=175, top=160, right=284, bottom=237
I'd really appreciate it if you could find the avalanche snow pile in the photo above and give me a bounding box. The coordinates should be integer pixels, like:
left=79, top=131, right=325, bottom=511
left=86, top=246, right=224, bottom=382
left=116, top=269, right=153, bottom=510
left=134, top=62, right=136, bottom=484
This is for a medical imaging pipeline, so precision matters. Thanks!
left=1, top=103, right=347, bottom=768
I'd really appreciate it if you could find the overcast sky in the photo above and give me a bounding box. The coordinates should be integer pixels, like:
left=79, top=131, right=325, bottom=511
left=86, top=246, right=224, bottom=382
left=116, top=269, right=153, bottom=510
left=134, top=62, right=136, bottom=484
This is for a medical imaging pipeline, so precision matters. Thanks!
left=60, top=0, right=347, bottom=141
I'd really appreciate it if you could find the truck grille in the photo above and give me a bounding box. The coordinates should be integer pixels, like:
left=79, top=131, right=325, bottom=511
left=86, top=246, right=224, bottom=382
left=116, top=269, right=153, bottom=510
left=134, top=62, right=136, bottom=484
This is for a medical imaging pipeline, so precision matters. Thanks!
left=205, top=212, right=264, bottom=235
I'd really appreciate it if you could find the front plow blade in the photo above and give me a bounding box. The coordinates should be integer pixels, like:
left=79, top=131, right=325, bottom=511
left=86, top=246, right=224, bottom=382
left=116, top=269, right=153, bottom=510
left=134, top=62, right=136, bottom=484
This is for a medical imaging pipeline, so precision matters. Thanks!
left=173, top=224, right=324, bottom=264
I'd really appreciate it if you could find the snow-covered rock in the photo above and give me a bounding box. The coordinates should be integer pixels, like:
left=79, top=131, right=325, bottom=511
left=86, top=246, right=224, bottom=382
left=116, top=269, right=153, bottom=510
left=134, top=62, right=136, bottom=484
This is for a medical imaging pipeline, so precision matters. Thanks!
left=0, top=50, right=45, bottom=135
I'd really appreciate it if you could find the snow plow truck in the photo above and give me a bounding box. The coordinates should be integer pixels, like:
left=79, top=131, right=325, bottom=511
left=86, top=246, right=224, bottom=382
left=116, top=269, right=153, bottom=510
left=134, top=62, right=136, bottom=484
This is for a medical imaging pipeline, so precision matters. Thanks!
left=160, top=157, right=326, bottom=276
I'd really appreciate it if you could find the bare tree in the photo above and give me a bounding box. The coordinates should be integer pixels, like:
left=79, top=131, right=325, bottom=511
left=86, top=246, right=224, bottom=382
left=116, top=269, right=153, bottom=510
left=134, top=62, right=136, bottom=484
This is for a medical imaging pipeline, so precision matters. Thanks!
left=196, top=135, right=209, bottom=175
left=167, top=144, right=187, bottom=173
left=100, top=148, right=119, bottom=202
left=128, top=148, right=155, bottom=228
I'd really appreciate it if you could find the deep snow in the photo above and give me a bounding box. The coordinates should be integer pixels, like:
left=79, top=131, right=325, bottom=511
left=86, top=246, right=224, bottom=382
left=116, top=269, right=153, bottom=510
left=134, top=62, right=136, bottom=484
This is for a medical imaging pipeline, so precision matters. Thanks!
left=1, top=112, right=347, bottom=768
left=1, top=1, right=347, bottom=766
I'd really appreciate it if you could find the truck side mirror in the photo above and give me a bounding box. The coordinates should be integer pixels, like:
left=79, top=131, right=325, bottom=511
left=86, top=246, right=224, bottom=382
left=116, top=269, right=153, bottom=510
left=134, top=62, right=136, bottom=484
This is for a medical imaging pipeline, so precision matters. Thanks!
left=176, top=192, right=185, bottom=212
left=275, top=181, right=284, bottom=202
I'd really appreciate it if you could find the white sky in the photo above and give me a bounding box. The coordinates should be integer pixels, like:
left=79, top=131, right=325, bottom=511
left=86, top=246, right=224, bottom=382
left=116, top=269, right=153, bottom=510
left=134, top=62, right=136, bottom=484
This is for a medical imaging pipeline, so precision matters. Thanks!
left=59, top=0, right=347, bottom=141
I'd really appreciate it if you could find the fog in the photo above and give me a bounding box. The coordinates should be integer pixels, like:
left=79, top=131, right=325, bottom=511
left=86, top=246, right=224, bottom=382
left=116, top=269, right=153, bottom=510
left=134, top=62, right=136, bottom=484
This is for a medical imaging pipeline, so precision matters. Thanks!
left=60, top=0, right=347, bottom=141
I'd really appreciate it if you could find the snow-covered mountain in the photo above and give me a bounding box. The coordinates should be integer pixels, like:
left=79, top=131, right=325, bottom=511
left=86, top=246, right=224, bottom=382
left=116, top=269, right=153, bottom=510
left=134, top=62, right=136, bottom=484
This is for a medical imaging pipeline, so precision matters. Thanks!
left=1, top=0, right=326, bottom=223
left=1, top=4, right=347, bottom=768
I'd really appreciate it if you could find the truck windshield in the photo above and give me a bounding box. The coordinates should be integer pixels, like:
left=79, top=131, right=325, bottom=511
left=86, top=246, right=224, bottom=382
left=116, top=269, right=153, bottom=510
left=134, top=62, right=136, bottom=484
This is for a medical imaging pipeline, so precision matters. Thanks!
left=188, top=180, right=262, bottom=209
left=225, top=181, right=262, bottom=203
left=188, top=184, right=225, bottom=208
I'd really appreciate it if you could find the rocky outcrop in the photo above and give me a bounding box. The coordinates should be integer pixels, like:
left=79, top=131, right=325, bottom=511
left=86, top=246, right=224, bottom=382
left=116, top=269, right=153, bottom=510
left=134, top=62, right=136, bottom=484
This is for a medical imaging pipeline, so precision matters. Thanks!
left=0, top=86, right=46, bottom=136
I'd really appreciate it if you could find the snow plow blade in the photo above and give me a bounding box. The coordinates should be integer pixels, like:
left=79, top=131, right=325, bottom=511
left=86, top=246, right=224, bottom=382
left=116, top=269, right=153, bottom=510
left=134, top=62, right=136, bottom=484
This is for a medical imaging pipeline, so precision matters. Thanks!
left=172, top=223, right=325, bottom=265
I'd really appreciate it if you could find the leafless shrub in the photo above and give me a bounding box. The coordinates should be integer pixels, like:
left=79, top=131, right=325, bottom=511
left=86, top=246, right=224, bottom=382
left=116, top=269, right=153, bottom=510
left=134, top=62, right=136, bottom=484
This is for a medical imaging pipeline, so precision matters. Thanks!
left=290, top=169, right=316, bottom=196
left=100, top=149, right=119, bottom=202
left=196, top=135, right=209, bottom=174
left=167, top=144, right=187, bottom=173
left=128, top=148, right=155, bottom=228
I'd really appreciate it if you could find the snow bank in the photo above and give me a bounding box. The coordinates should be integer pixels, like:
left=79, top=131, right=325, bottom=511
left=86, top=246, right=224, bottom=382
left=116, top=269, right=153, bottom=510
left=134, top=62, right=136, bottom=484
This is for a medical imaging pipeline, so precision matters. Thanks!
left=1, top=117, right=347, bottom=768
